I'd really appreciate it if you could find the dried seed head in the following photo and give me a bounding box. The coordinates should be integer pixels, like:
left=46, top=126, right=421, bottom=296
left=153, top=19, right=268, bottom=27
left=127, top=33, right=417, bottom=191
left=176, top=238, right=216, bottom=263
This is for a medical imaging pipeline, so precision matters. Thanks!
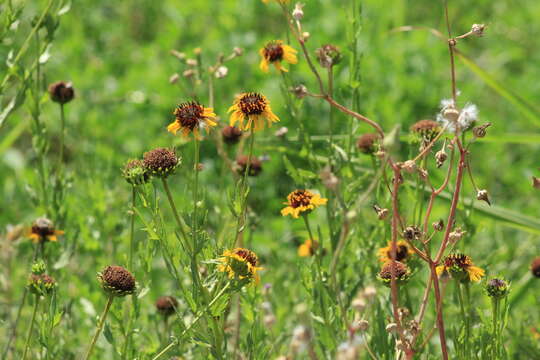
left=356, top=133, right=380, bottom=155
left=363, top=286, right=377, bottom=300
left=378, top=261, right=410, bottom=285
left=485, top=278, right=510, bottom=299
left=351, top=319, right=369, bottom=332
left=472, top=122, right=491, bottom=138
left=143, top=148, right=180, bottom=178
left=236, top=155, right=263, bottom=177
left=433, top=219, right=445, bottom=232
left=435, top=149, right=447, bottom=168
left=315, top=44, right=342, bottom=68
left=403, top=226, right=422, bottom=241
left=48, top=81, right=75, bottom=104
left=443, top=106, right=460, bottom=123
left=183, top=69, right=195, bottom=78
left=186, top=58, right=197, bottom=66
left=476, top=189, right=491, bottom=205
left=449, top=227, right=466, bottom=243
left=320, top=166, right=340, bottom=191
left=221, top=126, right=243, bottom=145
left=233, top=47, right=243, bottom=57
left=372, top=204, right=389, bottom=220
left=170, top=50, right=186, bottom=60
left=275, top=126, right=289, bottom=138
left=122, top=159, right=150, bottom=185
left=410, top=119, right=441, bottom=143
left=98, top=265, right=136, bottom=297
left=291, top=84, right=308, bottom=99
left=215, top=66, right=228, bottom=79
left=531, top=257, right=540, bottom=278
left=155, top=296, right=178, bottom=317
left=471, top=24, right=486, bottom=36
left=401, top=160, right=416, bottom=174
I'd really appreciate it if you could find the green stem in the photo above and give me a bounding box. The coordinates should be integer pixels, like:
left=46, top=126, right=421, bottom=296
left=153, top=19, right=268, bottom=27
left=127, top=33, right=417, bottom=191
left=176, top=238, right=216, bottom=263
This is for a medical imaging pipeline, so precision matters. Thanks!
left=58, top=104, right=65, bottom=171
left=192, top=139, right=200, bottom=251
left=21, top=296, right=40, bottom=360
left=492, top=298, right=499, bottom=359
left=233, top=129, right=255, bottom=248
left=128, top=186, right=136, bottom=270
left=83, top=296, right=114, bottom=360
left=161, top=178, right=190, bottom=252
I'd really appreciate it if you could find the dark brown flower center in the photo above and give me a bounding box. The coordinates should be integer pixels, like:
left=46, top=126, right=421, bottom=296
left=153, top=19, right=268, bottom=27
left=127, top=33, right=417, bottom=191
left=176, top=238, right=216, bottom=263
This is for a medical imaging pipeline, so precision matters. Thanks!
left=238, top=93, right=266, bottom=116
left=174, top=101, right=204, bottom=130
left=387, top=244, right=409, bottom=261
left=31, top=218, right=55, bottom=237
left=102, top=265, right=136, bottom=292
left=444, top=253, right=471, bottom=269
left=289, top=190, right=313, bottom=208
left=143, top=148, right=178, bottom=171
left=263, top=42, right=284, bottom=62
left=380, top=261, right=408, bottom=280
left=234, top=249, right=258, bottom=267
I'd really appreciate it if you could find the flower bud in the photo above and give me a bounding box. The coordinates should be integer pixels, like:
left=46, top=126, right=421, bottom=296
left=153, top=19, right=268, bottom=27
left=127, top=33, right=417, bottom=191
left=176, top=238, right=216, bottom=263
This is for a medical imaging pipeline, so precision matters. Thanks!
left=485, top=278, right=510, bottom=299
left=471, top=24, right=486, bottom=36
left=476, top=189, right=491, bottom=205
left=122, top=159, right=150, bottom=185
left=48, top=81, right=75, bottom=104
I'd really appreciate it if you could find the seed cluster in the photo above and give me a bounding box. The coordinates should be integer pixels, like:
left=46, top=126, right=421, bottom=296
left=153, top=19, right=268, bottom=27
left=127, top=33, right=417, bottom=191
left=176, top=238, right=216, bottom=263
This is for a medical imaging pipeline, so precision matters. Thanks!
left=174, top=101, right=205, bottom=130
left=238, top=93, right=267, bottom=116
left=379, top=261, right=409, bottom=280
left=99, top=265, right=136, bottom=297
left=143, top=148, right=179, bottom=178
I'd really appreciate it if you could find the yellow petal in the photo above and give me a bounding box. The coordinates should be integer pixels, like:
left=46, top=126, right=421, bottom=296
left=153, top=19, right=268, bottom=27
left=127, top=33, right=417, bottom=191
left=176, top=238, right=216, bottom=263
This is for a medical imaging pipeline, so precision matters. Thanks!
left=167, top=121, right=180, bottom=134
left=282, top=45, right=298, bottom=64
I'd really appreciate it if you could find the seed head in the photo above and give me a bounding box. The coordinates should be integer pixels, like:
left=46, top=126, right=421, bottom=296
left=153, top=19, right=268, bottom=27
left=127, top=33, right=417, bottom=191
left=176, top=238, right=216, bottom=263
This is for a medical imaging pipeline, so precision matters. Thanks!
left=315, top=44, right=342, bottom=68
left=403, top=226, right=422, bottom=241
left=476, top=189, right=491, bottom=205
left=356, top=133, right=380, bottom=155
left=155, top=296, right=178, bottom=317
left=221, top=126, right=242, bottom=145
left=48, top=81, right=75, bottom=104
left=485, top=278, right=510, bottom=299
left=372, top=205, right=388, bottom=220
left=378, top=261, right=410, bottom=285
left=410, top=119, right=441, bottom=142
left=291, top=84, right=308, bottom=99
left=215, top=66, right=228, bottom=79
left=449, top=227, right=466, bottom=243
left=236, top=155, right=263, bottom=177
left=98, top=265, right=136, bottom=297
left=473, top=122, right=491, bottom=138
left=401, top=160, right=417, bottom=174
left=122, top=159, right=150, bottom=185
left=471, top=24, right=486, bottom=36
left=143, top=148, right=180, bottom=178
left=433, top=219, right=445, bottom=232
left=435, top=149, right=447, bottom=168
left=531, top=257, right=540, bottom=278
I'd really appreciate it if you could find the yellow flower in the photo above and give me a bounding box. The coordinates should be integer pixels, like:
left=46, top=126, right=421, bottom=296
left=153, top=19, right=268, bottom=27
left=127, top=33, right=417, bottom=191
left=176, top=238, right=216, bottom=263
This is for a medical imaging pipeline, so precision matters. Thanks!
left=218, top=248, right=262, bottom=284
left=259, top=40, right=297, bottom=73
left=436, top=253, right=485, bottom=282
left=28, top=218, right=64, bottom=243
left=167, top=101, right=217, bottom=138
left=377, top=241, right=414, bottom=263
left=228, top=92, right=279, bottom=131
left=298, top=239, right=318, bottom=257
left=281, top=190, right=328, bottom=219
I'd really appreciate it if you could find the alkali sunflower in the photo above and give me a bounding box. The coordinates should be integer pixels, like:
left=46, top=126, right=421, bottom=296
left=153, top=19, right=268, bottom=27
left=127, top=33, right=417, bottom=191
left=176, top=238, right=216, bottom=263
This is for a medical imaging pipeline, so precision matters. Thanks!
left=281, top=190, right=328, bottom=219
left=228, top=92, right=279, bottom=131
left=436, top=253, right=485, bottom=282
left=259, top=40, right=297, bottom=73
left=377, top=240, right=414, bottom=263
left=167, top=101, right=217, bottom=138
left=218, top=248, right=262, bottom=284
left=28, top=217, right=64, bottom=243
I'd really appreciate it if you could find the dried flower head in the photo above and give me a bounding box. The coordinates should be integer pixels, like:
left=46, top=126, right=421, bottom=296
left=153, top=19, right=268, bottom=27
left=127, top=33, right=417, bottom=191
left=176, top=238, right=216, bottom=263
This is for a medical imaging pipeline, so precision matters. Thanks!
left=356, top=133, right=380, bottom=155
left=433, top=219, right=445, bottom=232
left=410, top=120, right=441, bottom=143
left=378, top=261, right=410, bottom=286
left=228, top=92, right=280, bottom=131
left=48, top=81, right=75, bottom=104
left=531, top=257, right=540, bottom=278
left=485, top=278, right=510, bottom=299
left=448, top=227, right=466, bottom=243
left=143, top=148, right=180, bottom=178
left=259, top=40, right=298, bottom=73
left=473, top=122, right=491, bottom=138
left=471, top=23, right=486, bottom=36
left=436, top=253, right=484, bottom=282
left=221, top=126, right=243, bottom=145
left=435, top=149, right=447, bottom=168
left=168, top=101, right=217, bottom=138
left=28, top=217, right=64, bottom=243
left=281, top=190, right=328, bottom=218
left=98, top=265, right=137, bottom=297
left=236, top=155, right=263, bottom=177
left=155, top=296, right=178, bottom=317
left=437, top=100, right=478, bottom=134
left=403, top=226, right=422, bottom=241
left=378, top=241, right=414, bottom=263
left=476, top=189, right=491, bottom=205
left=372, top=205, right=389, bottom=220
left=218, top=248, right=262, bottom=284
left=28, top=273, right=57, bottom=296
left=298, top=238, right=318, bottom=257
left=122, top=159, right=150, bottom=185
left=315, top=44, right=342, bottom=68
left=291, top=84, right=308, bottom=99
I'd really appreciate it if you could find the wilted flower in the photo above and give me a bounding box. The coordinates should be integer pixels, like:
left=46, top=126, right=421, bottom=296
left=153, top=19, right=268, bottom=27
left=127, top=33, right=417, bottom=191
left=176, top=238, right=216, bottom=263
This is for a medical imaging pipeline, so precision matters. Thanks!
left=143, top=148, right=180, bottom=178
left=28, top=217, right=64, bottom=243
left=436, top=253, right=484, bottom=282
left=259, top=40, right=298, bottom=73
left=48, top=81, right=75, bottom=104
left=168, top=101, right=217, bottom=138
left=281, top=190, right=328, bottom=218
left=98, top=265, right=137, bottom=297
left=228, top=92, right=280, bottom=131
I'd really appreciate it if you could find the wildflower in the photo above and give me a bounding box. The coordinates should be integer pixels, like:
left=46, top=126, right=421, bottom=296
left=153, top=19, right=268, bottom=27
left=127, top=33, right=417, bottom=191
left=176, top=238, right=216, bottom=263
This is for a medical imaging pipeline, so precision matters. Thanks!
left=378, top=261, right=410, bottom=286
left=28, top=273, right=56, bottom=296
left=378, top=241, right=414, bottom=263
left=476, top=189, right=491, bottom=205
left=436, top=253, right=485, bottom=282
left=48, top=81, right=75, bottom=104
left=259, top=40, right=298, bottom=73
left=298, top=238, right=318, bottom=257
left=410, top=119, right=441, bottom=143
left=28, top=217, right=64, bottom=243
left=356, top=133, right=380, bottom=154
left=155, top=296, right=178, bottom=317
left=122, top=159, right=150, bottom=185
left=235, top=155, right=263, bottom=177
left=485, top=278, right=510, bottom=299
left=221, top=125, right=243, bottom=145
left=437, top=100, right=479, bottom=134
left=98, top=265, right=137, bottom=297
left=281, top=190, right=327, bottom=218
left=168, top=101, right=217, bottom=138
left=531, top=257, right=540, bottom=278
left=315, top=44, right=342, bottom=68
left=218, top=248, right=262, bottom=284
left=228, top=92, right=280, bottom=131
left=143, top=148, right=180, bottom=178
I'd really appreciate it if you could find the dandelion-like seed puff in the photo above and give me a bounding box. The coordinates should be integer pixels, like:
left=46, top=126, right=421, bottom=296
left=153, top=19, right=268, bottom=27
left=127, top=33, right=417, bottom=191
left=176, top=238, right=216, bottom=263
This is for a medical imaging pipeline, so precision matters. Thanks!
left=436, top=253, right=485, bottom=282
left=167, top=101, right=217, bottom=138
left=228, top=92, right=279, bottom=131
left=281, top=190, right=328, bottom=219
left=259, top=40, right=298, bottom=73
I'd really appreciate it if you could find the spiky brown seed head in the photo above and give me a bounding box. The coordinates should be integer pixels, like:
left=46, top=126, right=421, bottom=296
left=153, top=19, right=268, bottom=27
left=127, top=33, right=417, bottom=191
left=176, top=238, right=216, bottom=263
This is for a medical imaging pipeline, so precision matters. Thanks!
left=155, top=296, right=178, bottom=317
left=48, top=81, right=75, bottom=104
left=378, top=261, right=410, bottom=286
left=356, top=133, right=380, bottom=155
left=236, top=155, right=262, bottom=177
left=222, top=126, right=242, bottom=145
left=98, top=265, right=136, bottom=297
left=28, top=273, right=57, bottom=296
left=122, top=159, right=150, bottom=185
left=485, top=278, right=510, bottom=299
left=143, top=148, right=180, bottom=179
left=531, top=257, right=540, bottom=278
left=410, top=120, right=441, bottom=142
